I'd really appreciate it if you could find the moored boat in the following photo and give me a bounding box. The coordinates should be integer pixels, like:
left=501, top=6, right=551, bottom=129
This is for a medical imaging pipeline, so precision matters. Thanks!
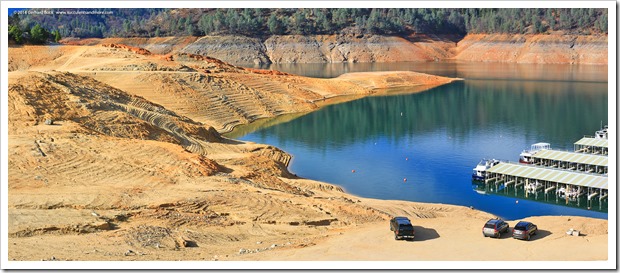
left=594, top=125, right=608, bottom=139
left=519, top=142, right=551, bottom=164
left=472, top=158, right=500, bottom=180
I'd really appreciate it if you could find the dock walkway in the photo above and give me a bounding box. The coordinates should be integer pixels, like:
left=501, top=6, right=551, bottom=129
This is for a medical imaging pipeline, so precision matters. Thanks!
left=574, top=137, right=608, bottom=155
left=486, top=162, right=608, bottom=190
left=530, top=149, right=608, bottom=174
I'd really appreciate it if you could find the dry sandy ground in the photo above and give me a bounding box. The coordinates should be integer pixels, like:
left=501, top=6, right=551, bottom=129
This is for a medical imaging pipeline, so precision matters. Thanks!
left=4, top=44, right=610, bottom=269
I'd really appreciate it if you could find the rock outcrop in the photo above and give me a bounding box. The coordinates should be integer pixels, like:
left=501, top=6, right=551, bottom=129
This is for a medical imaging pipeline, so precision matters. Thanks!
left=454, top=34, right=608, bottom=64
left=69, top=33, right=607, bottom=65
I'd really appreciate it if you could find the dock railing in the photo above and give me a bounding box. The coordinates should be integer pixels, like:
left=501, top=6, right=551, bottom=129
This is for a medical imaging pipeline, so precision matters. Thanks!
left=492, top=160, right=608, bottom=178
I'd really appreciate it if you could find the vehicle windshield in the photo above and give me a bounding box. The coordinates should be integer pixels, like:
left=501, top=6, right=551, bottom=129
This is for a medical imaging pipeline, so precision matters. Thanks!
left=399, top=225, right=413, bottom=231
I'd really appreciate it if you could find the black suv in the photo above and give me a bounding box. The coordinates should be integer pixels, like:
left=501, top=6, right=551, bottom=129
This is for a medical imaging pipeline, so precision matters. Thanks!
left=390, top=216, right=415, bottom=240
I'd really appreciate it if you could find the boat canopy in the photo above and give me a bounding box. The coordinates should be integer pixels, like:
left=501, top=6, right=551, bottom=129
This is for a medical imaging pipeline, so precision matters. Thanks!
left=530, top=142, right=551, bottom=151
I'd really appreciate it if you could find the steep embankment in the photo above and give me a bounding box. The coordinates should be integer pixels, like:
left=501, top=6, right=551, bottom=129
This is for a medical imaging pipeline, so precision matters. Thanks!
left=454, top=34, right=608, bottom=64
left=7, top=43, right=607, bottom=263
left=9, top=44, right=458, bottom=133
left=7, top=44, right=461, bottom=261
left=62, top=34, right=458, bottom=65
left=62, top=33, right=607, bottom=65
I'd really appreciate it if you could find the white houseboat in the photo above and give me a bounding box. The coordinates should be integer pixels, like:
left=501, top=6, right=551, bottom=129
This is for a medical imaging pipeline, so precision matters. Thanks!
left=519, top=142, right=551, bottom=164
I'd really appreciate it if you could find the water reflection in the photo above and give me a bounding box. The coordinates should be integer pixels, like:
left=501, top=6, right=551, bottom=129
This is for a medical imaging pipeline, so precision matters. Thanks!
left=244, top=61, right=608, bottom=83
left=235, top=62, right=608, bottom=220
left=471, top=180, right=608, bottom=213
left=246, top=80, right=607, bottom=151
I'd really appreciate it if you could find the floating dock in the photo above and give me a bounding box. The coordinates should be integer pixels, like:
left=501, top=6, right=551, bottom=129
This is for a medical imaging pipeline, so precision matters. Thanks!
left=484, top=162, right=608, bottom=207
left=530, top=149, right=608, bottom=174
left=574, top=137, right=608, bottom=155
left=486, top=162, right=607, bottom=190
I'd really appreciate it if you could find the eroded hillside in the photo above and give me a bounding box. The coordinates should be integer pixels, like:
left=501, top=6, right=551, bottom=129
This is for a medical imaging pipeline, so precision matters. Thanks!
left=59, top=33, right=608, bottom=65
left=7, top=44, right=462, bottom=261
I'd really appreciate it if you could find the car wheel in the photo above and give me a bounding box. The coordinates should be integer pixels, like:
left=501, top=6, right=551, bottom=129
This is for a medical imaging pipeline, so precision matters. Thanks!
left=394, top=234, right=399, bottom=240
left=526, top=234, right=531, bottom=241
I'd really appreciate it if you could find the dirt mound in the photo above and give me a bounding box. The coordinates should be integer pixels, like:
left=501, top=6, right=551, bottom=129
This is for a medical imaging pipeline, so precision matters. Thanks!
left=243, top=67, right=291, bottom=76
left=9, top=71, right=222, bottom=149
left=100, top=43, right=152, bottom=56
left=173, top=52, right=244, bottom=73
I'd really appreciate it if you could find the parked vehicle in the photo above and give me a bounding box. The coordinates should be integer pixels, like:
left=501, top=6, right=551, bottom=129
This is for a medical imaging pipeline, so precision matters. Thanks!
left=512, top=221, right=538, bottom=240
left=390, top=216, right=415, bottom=240
left=482, top=219, right=509, bottom=238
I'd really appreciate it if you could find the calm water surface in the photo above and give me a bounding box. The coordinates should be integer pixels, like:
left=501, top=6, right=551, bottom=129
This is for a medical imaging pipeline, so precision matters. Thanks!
left=233, top=62, right=608, bottom=220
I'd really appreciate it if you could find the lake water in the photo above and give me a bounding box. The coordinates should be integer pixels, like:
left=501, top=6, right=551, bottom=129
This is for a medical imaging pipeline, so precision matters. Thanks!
left=233, top=62, right=609, bottom=220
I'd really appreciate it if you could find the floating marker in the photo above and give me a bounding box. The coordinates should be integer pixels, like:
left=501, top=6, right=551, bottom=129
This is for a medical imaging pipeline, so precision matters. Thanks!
left=351, top=170, right=355, bottom=173
left=515, top=200, right=519, bottom=204
left=403, top=178, right=407, bottom=182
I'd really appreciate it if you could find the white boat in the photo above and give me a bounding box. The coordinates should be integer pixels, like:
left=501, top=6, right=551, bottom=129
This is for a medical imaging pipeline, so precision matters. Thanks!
left=472, top=159, right=501, bottom=181
left=556, top=186, right=566, bottom=197
left=519, top=142, right=551, bottom=164
left=525, top=181, right=543, bottom=193
left=595, top=125, right=608, bottom=139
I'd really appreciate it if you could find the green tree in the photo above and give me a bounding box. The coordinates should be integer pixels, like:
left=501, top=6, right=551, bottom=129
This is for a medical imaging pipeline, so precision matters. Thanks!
left=291, top=9, right=306, bottom=34
left=9, top=25, right=23, bottom=44
left=597, top=13, right=607, bottom=33
left=30, top=24, right=48, bottom=44
left=267, top=13, right=283, bottom=34
left=546, top=9, right=555, bottom=31
left=52, top=29, right=62, bottom=42
left=532, top=15, right=542, bottom=33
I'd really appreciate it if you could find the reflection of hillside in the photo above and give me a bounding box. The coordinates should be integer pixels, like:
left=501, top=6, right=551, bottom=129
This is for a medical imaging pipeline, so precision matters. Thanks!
left=250, top=62, right=608, bottom=83
left=471, top=181, right=608, bottom=213
left=453, top=62, right=608, bottom=83
left=252, top=80, right=607, bottom=150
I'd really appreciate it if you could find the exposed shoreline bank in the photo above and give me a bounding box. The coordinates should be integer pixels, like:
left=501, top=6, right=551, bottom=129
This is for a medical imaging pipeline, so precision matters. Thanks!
left=62, top=33, right=608, bottom=66
left=6, top=44, right=608, bottom=263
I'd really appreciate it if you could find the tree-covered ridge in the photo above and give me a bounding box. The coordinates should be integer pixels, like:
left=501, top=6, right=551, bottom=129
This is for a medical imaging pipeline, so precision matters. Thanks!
left=8, top=8, right=608, bottom=43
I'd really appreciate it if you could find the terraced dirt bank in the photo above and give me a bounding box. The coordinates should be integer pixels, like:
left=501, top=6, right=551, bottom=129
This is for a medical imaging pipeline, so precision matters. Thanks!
left=6, top=43, right=607, bottom=264
left=62, top=33, right=608, bottom=65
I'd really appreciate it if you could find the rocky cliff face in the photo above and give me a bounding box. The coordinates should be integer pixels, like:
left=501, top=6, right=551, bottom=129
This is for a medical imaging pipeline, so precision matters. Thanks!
left=67, top=33, right=607, bottom=65
left=454, top=34, right=607, bottom=65
left=171, top=34, right=456, bottom=65
left=180, top=35, right=271, bottom=65
left=262, top=34, right=456, bottom=63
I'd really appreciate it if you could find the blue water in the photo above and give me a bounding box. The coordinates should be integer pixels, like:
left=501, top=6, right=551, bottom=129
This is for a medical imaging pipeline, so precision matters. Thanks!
left=233, top=62, right=609, bottom=220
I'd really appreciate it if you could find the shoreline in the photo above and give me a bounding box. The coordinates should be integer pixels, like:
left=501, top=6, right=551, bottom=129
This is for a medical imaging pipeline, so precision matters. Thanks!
left=6, top=44, right=608, bottom=263
left=223, top=85, right=607, bottom=222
